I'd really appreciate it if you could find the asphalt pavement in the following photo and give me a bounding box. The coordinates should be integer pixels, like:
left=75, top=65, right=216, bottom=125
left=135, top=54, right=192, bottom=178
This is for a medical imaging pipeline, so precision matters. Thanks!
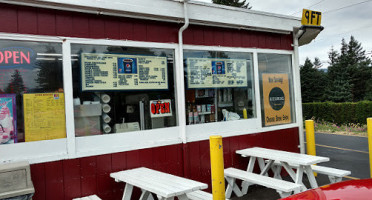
left=314, top=132, right=369, bottom=179
left=232, top=132, right=369, bottom=200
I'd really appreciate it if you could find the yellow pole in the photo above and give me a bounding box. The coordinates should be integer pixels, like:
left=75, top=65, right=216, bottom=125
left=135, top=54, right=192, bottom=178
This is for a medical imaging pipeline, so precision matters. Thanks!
left=210, top=135, right=225, bottom=200
left=305, top=120, right=317, bottom=176
left=368, top=118, right=372, bottom=178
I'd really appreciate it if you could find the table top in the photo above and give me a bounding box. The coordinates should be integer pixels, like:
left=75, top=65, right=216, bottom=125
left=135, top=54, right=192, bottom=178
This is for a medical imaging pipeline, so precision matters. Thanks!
left=236, top=147, right=330, bottom=166
left=110, top=167, right=208, bottom=198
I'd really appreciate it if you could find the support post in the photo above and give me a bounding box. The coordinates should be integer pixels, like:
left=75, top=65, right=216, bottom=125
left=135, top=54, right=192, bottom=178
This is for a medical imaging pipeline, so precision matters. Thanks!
left=305, top=120, right=317, bottom=176
left=368, top=118, right=372, bottom=178
left=210, top=135, right=225, bottom=200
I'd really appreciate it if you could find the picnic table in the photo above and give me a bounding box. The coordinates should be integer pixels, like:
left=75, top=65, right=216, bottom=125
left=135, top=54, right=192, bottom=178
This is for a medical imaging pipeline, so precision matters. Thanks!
left=236, top=147, right=330, bottom=191
left=110, top=167, right=208, bottom=200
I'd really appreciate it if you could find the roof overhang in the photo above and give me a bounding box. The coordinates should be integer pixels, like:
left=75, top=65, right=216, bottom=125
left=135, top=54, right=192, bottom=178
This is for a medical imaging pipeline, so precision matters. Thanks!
left=295, top=25, right=324, bottom=46
left=0, top=0, right=301, bottom=34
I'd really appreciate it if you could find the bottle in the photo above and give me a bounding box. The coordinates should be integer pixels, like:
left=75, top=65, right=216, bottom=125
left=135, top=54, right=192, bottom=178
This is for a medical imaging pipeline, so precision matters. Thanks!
left=243, top=108, right=248, bottom=119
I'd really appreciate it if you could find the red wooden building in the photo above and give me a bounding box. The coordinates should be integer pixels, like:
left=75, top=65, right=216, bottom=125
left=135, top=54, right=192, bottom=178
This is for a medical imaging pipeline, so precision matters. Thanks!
left=0, top=0, right=320, bottom=199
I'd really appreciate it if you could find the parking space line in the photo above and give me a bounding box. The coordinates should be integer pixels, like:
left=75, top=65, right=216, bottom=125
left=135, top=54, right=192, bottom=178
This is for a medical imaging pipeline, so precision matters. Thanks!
left=344, top=175, right=360, bottom=180
left=315, top=143, right=369, bottom=154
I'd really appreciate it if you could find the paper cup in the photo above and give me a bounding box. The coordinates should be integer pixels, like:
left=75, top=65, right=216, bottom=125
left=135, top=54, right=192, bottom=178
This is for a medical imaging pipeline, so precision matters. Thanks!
left=102, top=104, right=111, bottom=113
left=73, top=98, right=81, bottom=106
left=101, top=94, right=111, bottom=103
left=102, top=113, right=111, bottom=123
left=83, top=101, right=91, bottom=105
left=102, top=123, right=111, bottom=133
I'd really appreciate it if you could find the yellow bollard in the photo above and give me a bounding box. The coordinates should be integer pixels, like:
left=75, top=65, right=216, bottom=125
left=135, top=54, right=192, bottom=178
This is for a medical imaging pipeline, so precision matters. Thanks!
left=305, top=120, right=317, bottom=176
left=368, top=118, right=372, bottom=178
left=210, top=135, right=226, bottom=200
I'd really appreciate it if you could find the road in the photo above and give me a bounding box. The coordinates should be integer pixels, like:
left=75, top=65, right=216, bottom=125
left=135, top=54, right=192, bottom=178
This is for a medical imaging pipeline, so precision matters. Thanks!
left=313, top=132, right=369, bottom=179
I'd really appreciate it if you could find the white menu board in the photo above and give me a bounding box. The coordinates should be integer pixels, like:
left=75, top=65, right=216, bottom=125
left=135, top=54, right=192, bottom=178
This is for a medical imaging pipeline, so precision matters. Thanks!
left=186, top=58, right=248, bottom=89
left=81, top=53, right=168, bottom=91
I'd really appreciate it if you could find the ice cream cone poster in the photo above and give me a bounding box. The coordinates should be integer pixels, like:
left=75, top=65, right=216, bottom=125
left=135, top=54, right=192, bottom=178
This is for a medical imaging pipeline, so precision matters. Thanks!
left=262, top=73, right=291, bottom=126
left=0, top=94, right=17, bottom=144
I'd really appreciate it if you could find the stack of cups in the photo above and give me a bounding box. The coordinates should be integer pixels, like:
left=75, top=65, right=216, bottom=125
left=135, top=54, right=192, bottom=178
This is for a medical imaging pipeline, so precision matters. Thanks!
left=100, top=93, right=111, bottom=134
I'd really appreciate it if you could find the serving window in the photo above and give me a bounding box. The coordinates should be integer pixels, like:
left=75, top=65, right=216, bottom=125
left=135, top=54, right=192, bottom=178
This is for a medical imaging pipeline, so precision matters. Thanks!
left=258, top=53, right=295, bottom=127
left=184, top=50, right=255, bottom=125
left=71, top=44, right=177, bottom=137
left=0, top=39, right=65, bottom=145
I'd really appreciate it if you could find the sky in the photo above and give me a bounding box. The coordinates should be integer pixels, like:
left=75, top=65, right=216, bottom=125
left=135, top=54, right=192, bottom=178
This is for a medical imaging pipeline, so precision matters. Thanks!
left=195, top=0, right=372, bottom=68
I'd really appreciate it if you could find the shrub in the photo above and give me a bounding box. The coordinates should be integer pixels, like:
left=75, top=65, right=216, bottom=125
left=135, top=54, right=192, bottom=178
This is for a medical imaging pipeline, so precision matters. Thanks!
left=303, top=101, right=372, bottom=125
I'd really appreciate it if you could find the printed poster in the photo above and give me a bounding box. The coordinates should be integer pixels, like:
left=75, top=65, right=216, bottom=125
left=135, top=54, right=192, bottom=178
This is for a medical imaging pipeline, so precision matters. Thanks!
left=24, top=93, right=66, bottom=142
left=262, top=73, right=291, bottom=126
left=186, top=58, right=248, bottom=89
left=0, top=94, right=17, bottom=144
left=81, top=53, right=168, bottom=91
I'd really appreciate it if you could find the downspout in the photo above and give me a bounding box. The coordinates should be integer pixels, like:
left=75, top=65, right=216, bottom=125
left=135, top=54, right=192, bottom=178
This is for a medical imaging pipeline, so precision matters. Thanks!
left=293, top=29, right=305, bottom=154
left=178, top=0, right=189, bottom=144
left=178, top=0, right=190, bottom=178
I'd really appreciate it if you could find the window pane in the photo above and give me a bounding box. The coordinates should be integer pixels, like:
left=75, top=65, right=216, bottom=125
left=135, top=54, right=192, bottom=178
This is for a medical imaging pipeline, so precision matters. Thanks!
left=0, top=40, right=64, bottom=144
left=71, top=44, right=177, bottom=136
left=184, top=50, right=255, bottom=124
left=258, top=53, right=295, bottom=127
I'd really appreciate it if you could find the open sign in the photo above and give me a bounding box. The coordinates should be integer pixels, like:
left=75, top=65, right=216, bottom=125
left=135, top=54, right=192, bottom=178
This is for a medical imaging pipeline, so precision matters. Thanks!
left=150, top=99, right=172, bottom=118
left=301, top=9, right=322, bottom=26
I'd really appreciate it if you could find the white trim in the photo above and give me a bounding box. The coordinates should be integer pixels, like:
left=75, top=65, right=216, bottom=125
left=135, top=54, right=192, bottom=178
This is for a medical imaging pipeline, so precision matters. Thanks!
left=62, top=40, right=76, bottom=158
left=252, top=52, right=262, bottom=126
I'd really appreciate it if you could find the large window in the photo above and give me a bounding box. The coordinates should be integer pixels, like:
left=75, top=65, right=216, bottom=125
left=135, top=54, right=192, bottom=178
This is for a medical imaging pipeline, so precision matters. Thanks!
left=0, top=40, right=64, bottom=144
left=71, top=44, right=177, bottom=136
left=258, top=53, right=295, bottom=127
left=184, top=50, right=255, bottom=125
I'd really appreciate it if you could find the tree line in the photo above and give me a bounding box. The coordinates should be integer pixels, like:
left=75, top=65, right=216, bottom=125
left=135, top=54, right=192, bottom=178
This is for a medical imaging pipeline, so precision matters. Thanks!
left=300, top=36, right=372, bottom=103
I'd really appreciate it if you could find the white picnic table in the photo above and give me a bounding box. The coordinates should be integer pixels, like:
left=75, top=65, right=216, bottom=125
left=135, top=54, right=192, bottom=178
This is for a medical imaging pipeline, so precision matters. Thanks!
left=110, top=167, right=208, bottom=200
left=236, top=147, right=330, bottom=192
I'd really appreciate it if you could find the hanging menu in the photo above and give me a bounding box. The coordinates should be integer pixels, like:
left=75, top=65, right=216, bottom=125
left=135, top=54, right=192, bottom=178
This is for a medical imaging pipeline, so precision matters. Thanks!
left=24, top=93, right=66, bottom=142
left=81, top=53, right=168, bottom=91
left=186, top=58, right=248, bottom=89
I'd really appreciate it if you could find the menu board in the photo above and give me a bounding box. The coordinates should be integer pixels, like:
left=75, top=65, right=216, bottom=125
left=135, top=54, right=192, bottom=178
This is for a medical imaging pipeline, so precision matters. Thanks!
left=24, top=93, right=66, bottom=142
left=81, top=53, right=168, bottom=91
left=262, top=73, right=291, bottom=126
left=186, top=58, right=248, bottom=89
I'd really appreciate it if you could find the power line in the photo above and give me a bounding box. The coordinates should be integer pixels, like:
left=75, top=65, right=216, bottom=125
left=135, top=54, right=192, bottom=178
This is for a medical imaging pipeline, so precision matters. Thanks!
left=290, top=0, right=326, bottom=15
left=324, top=0, right=372, bottom=13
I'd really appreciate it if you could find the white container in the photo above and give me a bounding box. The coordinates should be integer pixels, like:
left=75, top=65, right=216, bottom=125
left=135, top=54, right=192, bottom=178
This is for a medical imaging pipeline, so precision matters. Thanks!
left=73, top=98, right=81, bottom=106
left=101, top=94, right=111, bottom=103
left=102, top=113, right=111, bottom=123
left=102, top=104, right=111, bottom=113
left=102, top=123, right=111, bottom=133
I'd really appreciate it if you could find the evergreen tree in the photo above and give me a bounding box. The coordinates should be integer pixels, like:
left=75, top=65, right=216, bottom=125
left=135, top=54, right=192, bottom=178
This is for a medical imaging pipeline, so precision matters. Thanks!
left=5, top=70, right=26, bottom=94
left=300, top=58, right=327, bottom=102
left=328, top=46, right=339, bottom=66
left=212, top=0, right=252, bottom=9
left=326, top=63, right=352, bottom=102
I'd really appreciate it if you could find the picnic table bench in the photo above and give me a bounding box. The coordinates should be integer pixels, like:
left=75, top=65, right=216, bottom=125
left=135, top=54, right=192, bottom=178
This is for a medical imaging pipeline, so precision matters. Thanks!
left=110, top=167, right=208, bottom=200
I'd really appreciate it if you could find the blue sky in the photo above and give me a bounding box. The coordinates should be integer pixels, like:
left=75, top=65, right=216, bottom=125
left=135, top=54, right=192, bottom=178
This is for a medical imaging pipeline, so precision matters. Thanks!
left=196, top=0, right=372, bottom=68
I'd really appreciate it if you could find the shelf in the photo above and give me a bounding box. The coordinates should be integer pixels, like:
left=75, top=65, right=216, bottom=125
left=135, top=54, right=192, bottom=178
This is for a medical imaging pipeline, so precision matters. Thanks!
left=218, top=102, right=233, bottom=107
left=198, top=112, right=212, bottom=115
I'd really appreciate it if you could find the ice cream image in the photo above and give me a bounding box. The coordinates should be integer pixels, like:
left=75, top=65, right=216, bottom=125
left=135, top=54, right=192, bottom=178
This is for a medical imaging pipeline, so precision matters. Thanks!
left=0, top=100, right=14, bottom=144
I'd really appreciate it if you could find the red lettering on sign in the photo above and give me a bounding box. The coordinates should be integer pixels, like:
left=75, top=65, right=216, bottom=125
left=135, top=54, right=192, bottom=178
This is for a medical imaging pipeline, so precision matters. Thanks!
left=13, top=51, right=19, bottom=64
left=151, top=104, right=156, bottom=114
left=5, top=51, right=11, bottom=64
left=0, top=52, right=3, bottom=63
left=164, top=102, right=170, bottom=113
left=20, top=51, right=30, bottom=64
left=156, top=104, right=160, bottom=114
left=160, top=104, right=165, bottom=113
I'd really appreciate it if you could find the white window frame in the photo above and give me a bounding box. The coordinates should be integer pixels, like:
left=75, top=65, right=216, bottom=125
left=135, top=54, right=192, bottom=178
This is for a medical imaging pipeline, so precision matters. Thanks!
left=183, top=45, right=300, bottom=142
left=0, top=33, right=302, bottom=164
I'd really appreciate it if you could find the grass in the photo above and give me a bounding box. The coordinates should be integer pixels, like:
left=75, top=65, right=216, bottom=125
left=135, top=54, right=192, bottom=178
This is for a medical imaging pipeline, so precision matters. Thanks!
left=311, top=119, right=368, bottom=137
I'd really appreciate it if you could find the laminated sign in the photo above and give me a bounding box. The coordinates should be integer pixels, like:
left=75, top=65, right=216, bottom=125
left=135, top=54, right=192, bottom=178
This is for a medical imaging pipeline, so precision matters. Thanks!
left=24, top=93, right=66, bottom=141
left=262, top=74, right=291, bottom=126
left=81, top=53, right=168, bottom=91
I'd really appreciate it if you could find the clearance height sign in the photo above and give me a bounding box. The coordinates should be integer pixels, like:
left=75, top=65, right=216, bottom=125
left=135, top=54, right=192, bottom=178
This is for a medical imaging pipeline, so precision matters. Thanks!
left=262, top=74, right=291, bottom=126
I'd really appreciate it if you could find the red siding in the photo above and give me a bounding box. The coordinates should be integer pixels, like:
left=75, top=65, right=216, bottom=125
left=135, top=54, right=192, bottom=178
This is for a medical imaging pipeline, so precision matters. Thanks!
left=29, top=128, right=299, bottom=200
left=0, top=3, right=293, bottom=50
